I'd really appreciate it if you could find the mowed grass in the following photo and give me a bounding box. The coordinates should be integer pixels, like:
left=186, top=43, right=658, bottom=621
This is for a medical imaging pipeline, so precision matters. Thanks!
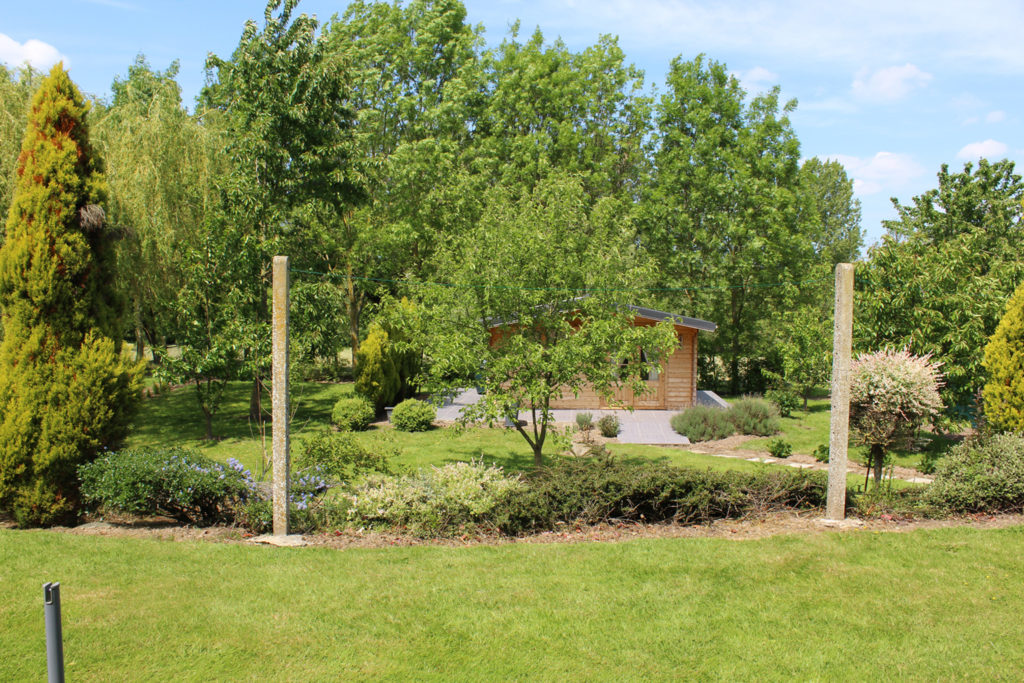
left=3, top=525, right=1024, bottom=680
left=740, top=398, right=955, bottom=472
left=126, top=381, right=823, bottom=479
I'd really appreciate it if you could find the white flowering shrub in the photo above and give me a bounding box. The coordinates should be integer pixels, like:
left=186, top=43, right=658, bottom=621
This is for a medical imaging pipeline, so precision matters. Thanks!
left=347, top=460, right=524, bottom=533
left=850, top=349, right=943, bottom=484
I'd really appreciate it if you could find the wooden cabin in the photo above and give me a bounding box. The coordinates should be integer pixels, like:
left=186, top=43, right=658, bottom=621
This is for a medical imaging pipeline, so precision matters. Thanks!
left=489, top=305, right=716, bottom=411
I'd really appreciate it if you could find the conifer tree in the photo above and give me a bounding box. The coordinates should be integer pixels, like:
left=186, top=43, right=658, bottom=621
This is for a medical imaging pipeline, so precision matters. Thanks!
left=0, top=64, right=141, bottom=526
left=983, top=283, right=1024, bottom=433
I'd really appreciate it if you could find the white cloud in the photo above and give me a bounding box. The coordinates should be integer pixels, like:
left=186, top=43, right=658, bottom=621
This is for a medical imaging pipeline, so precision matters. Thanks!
left=732, top=66, right=778, bottom=94
left=827, top=152, right=926, bottom=196
left=0, top=34, right=66, bottom=70
left=851, top=64, right=932, bottom=101
left=957, top=139, right=1008, bottom=160
left=985, top=110, right=1006, bottom=123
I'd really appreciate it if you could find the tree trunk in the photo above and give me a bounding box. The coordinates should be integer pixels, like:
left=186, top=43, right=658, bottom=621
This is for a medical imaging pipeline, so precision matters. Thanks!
left=249, top=373, right=264, bottom=424
left=197, top=378, right=214, bottom=441
left=133, top=297, right=145, bottom=362
left=871, top=444, right=885, bottom=487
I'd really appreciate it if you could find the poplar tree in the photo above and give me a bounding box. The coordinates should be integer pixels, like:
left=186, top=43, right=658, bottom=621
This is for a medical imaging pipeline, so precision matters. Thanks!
left=0, top=64, right=141, bottom=526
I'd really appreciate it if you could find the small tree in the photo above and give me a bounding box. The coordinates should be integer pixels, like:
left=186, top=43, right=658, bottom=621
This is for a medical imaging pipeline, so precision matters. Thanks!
left=982, top=282, right=1024, bottom=433
left=849, top=349, right=943, bottom=487
left=0, top=64, right=142, bottom=526
left=354, top=324, right=400, bottom=412
left=765, top=305, right=832, bottom=409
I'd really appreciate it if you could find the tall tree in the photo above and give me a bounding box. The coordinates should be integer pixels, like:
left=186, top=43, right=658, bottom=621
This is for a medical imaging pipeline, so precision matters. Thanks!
left=0, top=64, right=141, bottom=526
left=797, top=157, right=863, bottom=266
left=201, top=0, right=365, bottom=419
left=643, top=55, right=810, bottom=394
left=91, top=56, right=226, bottom=362
left=856, top=159, right=1024, bottom=412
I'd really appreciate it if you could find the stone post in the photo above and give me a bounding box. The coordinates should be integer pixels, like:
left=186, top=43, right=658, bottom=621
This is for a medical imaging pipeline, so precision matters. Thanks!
left=826, top=263, right=854, bottom=520
left=272, top=255, right=290, bottom=536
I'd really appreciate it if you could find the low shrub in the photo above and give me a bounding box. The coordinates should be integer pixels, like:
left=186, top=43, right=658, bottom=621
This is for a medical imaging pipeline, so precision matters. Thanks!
left=347, top=461, right=524, bottom=534
left=391, top=398, right=436, bottom=432
left=597, top=414, right=620, bottom=438
left=299, top=431, right=396, bottom=483
left=768, top=438, right=792, bottom=459
left=670, top=406, right=734, bottom=441
left=923, top=434, right=1024, bottom=513
left=494, top=457, right=827, bottom=535
left=78, top=448, right=254, bottom=525
left=730, top=397, right=780, bottom=436
left=331, top=396, right=375, bottom=432
left=813, top=444, right=830, bottom=463
left=576, top=412, right=594, bottom=430
left=765, top=388, right=800, bottom=418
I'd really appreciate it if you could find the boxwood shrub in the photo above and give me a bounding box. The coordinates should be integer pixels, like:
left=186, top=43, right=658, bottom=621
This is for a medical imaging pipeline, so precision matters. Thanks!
left=391, top=398, right=435, bottom=432
left=78, top=448, right=254, bottom=525
left=331, top=396, right=375, bottom=431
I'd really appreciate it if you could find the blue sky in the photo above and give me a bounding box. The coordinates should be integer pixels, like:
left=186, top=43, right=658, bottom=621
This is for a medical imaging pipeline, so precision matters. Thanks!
left=2, top=0, right=1022, bottom=246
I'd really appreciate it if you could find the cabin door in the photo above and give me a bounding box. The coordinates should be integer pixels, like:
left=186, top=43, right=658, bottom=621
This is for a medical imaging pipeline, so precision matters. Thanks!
left=601, top=352, right=666, bottom=409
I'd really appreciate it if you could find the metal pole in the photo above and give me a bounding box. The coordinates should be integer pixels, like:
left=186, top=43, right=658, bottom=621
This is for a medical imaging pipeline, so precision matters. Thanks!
left=826, top=263, right=855, bottom=520
left=43, top=582, right=65, bottom=683
left=272, top=255, right=291, bottom=536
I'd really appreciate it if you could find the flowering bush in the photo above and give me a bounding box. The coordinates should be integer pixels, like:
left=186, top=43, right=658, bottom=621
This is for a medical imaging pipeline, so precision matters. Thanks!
left=78, top=448, right=255, bottom=525
left=347, top=461, right=524, bottom=533
left=850, top=349, right=943, bottom=486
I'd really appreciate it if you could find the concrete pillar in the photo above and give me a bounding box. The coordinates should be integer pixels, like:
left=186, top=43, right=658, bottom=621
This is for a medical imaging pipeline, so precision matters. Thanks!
left=826, top=263, right=854, bottom=520
left=272, top=255, right=290, bottom=536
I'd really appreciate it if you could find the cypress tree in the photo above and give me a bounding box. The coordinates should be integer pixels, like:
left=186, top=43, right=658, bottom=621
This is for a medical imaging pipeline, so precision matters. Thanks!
left=0, top=64, right=141, bottom=526
left=983, top=283, right=1024, bottom=433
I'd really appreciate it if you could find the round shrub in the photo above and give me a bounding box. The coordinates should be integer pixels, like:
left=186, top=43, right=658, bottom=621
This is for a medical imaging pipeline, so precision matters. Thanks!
left=575, top=412, right=594, bottom=431
left=813, top=444, right=830, bottom=463
left=391, top=398, right=436, bottom=432
left=768, top=438, right=792, bottom=459
left=331, top=396, right=375, bottom=432
left=729, top=397, right=780, bottom=436
left=765, top=388, right=800, bottom=418
left=78, top=448, right=254, bottom=525
left=924, top=434, right=1024, bottom=513
left=597, top=414, right=621, bottom=438
left=671, top=406, right=734, bottom=441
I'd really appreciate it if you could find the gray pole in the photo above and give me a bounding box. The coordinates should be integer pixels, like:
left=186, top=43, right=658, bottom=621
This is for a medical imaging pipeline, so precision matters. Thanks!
left=826, top=263, right=855, bottom=520
left=272, top=255, right=290, bottom=536
left=43, top=582, right=64, bottom=683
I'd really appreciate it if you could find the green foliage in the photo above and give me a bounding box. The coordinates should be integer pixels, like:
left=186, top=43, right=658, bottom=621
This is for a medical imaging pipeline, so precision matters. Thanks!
left=764, top=306, right=833, bottom=408
left=642, top=54, right=815, bottom=394
left=856, top=159, right=1024, bottom=411
left=0, top=64, right=41, bottom=224
left=298, top=431, right=395, bottom=483
left=575, top=412, right=594, bottom=430
left=347, top=461, right=524, bottom=535
left=671, top=406, right=734, bottom=442
left=730, top=398, right=781, bottom=436
left=354, top=324, right=400, bottom=411
left=391, top=398, right=436, bottom=433
left=813, top=444, right=830, bottom=463
left=330, top=396, right=375, bottom=432
left=797, top=157, right=863, bottom=265
left=494, top=457, right=827, bottom=535
left=982, top=282, right=1024, bottom=433
left=850, top=349, right=944, bottom=486
left=597, top=414, right=621, bottom=438
left=924, top=434, right=1024, bottom=513
left=420, top=174, right=677, bottom=467
left=78, top=448, right=253, bottom=525
left=0, top=64, right=142, bottom=526
left=765, top=387, right=800, bottom=418
left=768, top=438, right=792, bottom=459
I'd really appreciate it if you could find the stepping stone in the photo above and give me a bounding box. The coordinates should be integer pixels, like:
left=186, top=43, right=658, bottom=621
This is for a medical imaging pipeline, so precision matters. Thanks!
left=784, top=462, right=815, bottom=469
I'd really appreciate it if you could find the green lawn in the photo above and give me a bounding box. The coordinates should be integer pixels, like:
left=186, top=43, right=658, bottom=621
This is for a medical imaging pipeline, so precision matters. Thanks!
left=3, top=525, right=1024, bottom=680
left=126, top=382, right=825, bottom=480
left=741, top=398, right=955, bottom=472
